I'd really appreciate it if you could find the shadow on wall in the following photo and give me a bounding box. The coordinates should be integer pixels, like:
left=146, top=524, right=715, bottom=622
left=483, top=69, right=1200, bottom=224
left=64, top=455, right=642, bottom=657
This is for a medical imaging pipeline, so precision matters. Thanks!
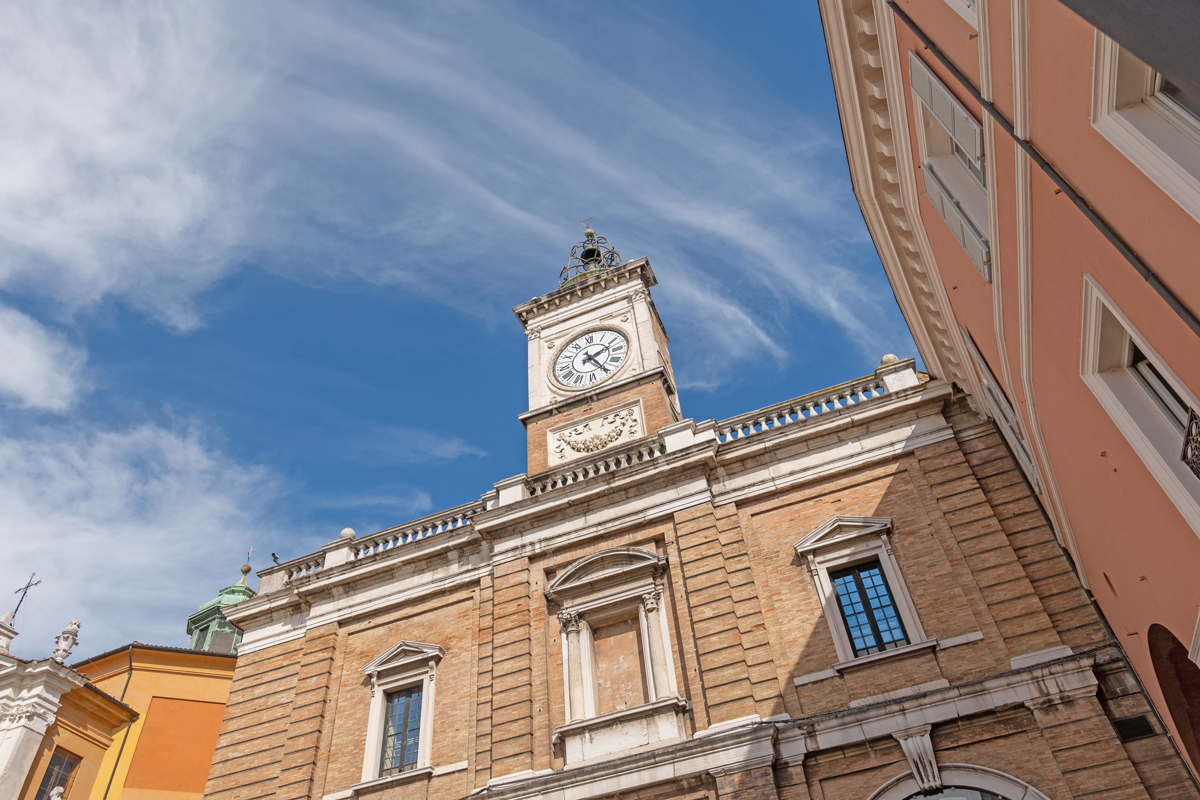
left=1149, top=623, right=1200, bottom=769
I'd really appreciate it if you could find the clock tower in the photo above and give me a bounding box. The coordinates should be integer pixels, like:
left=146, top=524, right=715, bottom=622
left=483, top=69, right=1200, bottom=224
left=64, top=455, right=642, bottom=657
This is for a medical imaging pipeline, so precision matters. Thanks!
left=513, top=228, right=681, bottom=475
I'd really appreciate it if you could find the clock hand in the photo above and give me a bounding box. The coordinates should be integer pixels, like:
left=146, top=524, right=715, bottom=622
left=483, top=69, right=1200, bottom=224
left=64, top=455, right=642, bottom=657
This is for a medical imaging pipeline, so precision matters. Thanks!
left=582, top=351, right=610, bottom=373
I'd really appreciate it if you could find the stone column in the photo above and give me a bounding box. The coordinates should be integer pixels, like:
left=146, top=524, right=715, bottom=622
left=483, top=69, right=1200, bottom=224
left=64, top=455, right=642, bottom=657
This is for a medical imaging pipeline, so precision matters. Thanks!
left=0, top=699, right=61, bottom=799
left=642, top=591, right=672, bottom=700
left=559, top=611, right=585, bottom=721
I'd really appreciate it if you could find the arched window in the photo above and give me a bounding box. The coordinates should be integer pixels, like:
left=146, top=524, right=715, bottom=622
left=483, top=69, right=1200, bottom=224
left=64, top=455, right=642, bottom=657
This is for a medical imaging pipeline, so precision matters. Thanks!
left=1148, top=623, right=1200, bottom=766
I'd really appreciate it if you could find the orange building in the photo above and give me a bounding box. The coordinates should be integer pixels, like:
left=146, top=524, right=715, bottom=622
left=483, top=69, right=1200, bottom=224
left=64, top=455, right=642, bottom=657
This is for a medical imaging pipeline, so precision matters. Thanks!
left=72, top=644, right=236, bottom=800
left=66, top=567, right=255, bottom=800
left=818, top=0, right=1200, bottom=772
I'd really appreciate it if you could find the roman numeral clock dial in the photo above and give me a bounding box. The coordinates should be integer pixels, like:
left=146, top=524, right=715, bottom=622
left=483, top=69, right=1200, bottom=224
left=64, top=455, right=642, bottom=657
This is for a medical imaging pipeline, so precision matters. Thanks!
left=553, top=330, right=629, bottom=389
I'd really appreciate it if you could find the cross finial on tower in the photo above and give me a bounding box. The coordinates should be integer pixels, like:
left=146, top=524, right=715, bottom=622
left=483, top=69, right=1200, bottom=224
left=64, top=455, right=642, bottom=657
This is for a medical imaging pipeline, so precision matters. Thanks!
left=246, top=546, right=256, bottom=564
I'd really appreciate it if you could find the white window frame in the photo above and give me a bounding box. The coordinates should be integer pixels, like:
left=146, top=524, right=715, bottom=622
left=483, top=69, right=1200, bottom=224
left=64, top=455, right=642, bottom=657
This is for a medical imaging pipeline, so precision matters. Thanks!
left=1092, top=31, right=1200, bottom=225
left=910, top=51, right=992, bottom=281
left=940, top=0, right=978, bottom=30
left=794, top=517, right=933, bottom=669
left=546, top=548, right=679, bottom=723
left=1080, top=274, right=1200, bottom=537
left=357, top=641, right=443, bottom=788
left=960, top=327, right=1041, bottom=492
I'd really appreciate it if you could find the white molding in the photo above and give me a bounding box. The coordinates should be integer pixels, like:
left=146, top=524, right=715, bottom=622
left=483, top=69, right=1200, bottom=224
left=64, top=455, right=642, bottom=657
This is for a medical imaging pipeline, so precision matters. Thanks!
left=1189, top=609, right=1200, bottom=667
left=1009, top=644, right=1073, bottom=670
left=941, top=0, right=978, bottom=29
left=1091, top=32, right=1200, bottom=225
left=776, top=653, right=1097, bottom=760
left=793, top=668, right=838, bottom=687
left=868, top=764, right=1054, bottom=800
left=1080, top=275, right=1200, bottom=537
left=893, top=725, right=941, bottom=792
left=816, top=0, right=974, bottom=390
left=360, top=642, right=443, bottom=782
left=938, top=630, right=984, bottom=649
left=1013, top=137, right=1085, bottom=576
left=794, top=516, right=929, bottom=664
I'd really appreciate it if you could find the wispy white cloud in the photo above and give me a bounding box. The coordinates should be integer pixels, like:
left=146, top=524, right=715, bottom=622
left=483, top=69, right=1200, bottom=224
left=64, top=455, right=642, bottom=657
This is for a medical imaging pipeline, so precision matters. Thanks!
left=0, top=305, right=86, bottom=411
left=0, top=0, right=906, bottom=390
left=0, top=0, right=256, bottom=330
left=0, top=419, right=283, bottom=657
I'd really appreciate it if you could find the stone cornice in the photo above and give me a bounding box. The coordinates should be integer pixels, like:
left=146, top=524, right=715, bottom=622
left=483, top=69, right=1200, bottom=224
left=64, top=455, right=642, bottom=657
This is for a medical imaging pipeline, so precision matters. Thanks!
left=235, top=371, right=952, bottom=640
left=471, top=721, right=776, bottom=800
left=817, top=0, right=977, bottom=398
left=512, top=259, right=656, bottom=325
left=518, top=366, right=673, bottom=427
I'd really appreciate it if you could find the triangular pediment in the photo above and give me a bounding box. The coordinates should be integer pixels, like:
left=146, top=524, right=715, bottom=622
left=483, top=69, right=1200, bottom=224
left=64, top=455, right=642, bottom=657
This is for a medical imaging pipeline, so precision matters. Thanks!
left=793, top=516, right=893, bottom=556
left=362, top=640, right=444, bottom=677
left=545, top=547, right=664, bottom=604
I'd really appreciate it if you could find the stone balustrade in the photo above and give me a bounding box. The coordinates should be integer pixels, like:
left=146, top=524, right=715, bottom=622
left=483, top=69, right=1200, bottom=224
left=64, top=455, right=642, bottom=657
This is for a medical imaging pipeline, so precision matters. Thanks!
left=526, top=437, right=666, bottom=497
left=715, top=358, right=920, bottom=444
left=284, top=556, right=324, bottom=582
left=349, top=499, right=488, bottom=561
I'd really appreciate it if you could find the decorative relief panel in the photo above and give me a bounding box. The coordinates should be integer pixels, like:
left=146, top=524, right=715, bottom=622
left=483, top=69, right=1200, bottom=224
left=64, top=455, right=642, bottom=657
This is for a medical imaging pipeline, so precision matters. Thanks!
left=547, top=401, right=644, bottom=466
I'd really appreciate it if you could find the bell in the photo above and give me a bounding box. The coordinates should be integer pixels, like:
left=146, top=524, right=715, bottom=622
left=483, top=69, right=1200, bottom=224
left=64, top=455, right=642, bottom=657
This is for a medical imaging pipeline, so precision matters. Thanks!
left=579, top=244, right=602, bottom=263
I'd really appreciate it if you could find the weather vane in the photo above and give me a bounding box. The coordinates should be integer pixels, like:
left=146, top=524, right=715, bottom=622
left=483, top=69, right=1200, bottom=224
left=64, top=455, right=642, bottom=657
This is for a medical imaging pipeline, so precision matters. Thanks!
left=13, top=572, right=41, bottom=622
left=580, top=216, right=594, bottom=230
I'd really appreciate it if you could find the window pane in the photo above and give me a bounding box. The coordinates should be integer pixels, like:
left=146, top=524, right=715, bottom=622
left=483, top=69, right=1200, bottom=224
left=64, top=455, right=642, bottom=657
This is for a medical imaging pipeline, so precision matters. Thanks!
left=1161, top=78, right=1200, bottom=121
left=34, top=750, right=81, bottom=800
left=831, top=561, right=909, bottom=657
left=380, top=687, right=423, bottom=776
left=1131, top=345, right=1189, bottom=429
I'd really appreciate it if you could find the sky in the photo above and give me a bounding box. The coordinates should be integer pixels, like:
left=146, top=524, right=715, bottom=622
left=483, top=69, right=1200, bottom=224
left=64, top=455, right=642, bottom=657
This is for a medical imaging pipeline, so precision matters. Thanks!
left=0, top=0, right=917, bottom=659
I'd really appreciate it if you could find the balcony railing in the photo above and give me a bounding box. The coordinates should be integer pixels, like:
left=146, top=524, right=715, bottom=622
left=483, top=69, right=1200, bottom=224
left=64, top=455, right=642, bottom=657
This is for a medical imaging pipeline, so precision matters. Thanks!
left=715, top=374, right=889, bottom=444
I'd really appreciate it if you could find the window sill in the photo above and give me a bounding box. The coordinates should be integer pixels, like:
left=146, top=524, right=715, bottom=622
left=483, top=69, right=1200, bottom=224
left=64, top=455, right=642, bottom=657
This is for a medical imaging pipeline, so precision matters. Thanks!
left=351, top=766, right=433, bottom=793
left=552, top=696, right=688, bottom=743
left=833, top=639, right=938, bottom=672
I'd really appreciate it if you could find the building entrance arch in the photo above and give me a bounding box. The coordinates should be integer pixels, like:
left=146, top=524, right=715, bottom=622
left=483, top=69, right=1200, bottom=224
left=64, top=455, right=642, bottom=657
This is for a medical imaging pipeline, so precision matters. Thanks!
left=868, top=764, right=1054, bottom=800
left=1148, top=623, right=1200, bottom=767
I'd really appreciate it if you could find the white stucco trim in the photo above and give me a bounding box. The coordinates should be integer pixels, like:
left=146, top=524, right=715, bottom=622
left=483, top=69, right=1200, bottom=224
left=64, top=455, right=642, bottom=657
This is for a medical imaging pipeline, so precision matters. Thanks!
left=1079, top=274, right=1200, bottom=538
left=1091, top=32, right=1200, bottom=225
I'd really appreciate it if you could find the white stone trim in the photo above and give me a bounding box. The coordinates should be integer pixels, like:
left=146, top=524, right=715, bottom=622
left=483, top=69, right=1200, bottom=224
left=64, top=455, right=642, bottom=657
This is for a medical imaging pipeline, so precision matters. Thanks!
left=893, top=725, right=940, bottom=792
left=1009, top=645, right=1073, bottom=671
left=793, top=669, right=838, bottom=687
left=938, top=631, right=984, bottom=649
left=360, top=642, right=443, bottom=783
left=1080, top=274, right=1200, bottom=537
left=869, top=764, right=1054, bottom=800
left=549, top=547, right=680, bottom=764
left=1190, top=608, right=1200, bottom=667
left=795, top=517, right=929, bottom=665
left=1092, top=31, right=1200, bottom=225
left=1013, top=133, right=1084, bottom=576
left=851, top=679, right=950, bottom=709
left=776, top=653, right=1097, bottom=760
left=940, top=0, right=978, bottom=29
left=960, top=327, right=1040, bottom=491
left=475, top=723, right=776, bottom=800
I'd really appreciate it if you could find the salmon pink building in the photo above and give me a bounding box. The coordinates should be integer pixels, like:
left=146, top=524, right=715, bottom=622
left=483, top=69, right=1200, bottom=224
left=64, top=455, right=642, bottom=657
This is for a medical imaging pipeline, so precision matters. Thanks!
left=818, top=0, right=1200, bottom=773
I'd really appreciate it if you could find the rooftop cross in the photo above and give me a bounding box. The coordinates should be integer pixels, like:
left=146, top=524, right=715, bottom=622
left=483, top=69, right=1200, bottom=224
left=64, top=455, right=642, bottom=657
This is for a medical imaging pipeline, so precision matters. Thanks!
left=12, top=572, right=40, bottom=623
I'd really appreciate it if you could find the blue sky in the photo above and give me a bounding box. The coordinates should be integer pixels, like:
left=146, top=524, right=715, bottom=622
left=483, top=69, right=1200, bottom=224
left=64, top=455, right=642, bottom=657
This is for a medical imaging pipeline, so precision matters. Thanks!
left=0, top=0, right=917, bottom=658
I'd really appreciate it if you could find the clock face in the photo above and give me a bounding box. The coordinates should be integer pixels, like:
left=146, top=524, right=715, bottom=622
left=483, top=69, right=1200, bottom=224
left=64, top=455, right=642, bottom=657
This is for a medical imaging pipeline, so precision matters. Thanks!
left=554, top=329, right=629, bottom=389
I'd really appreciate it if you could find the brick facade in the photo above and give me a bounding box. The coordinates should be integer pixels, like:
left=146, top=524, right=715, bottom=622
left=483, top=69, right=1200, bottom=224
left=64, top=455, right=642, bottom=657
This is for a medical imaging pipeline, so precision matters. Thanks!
left=208, top=308, right=1197, bottom=800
